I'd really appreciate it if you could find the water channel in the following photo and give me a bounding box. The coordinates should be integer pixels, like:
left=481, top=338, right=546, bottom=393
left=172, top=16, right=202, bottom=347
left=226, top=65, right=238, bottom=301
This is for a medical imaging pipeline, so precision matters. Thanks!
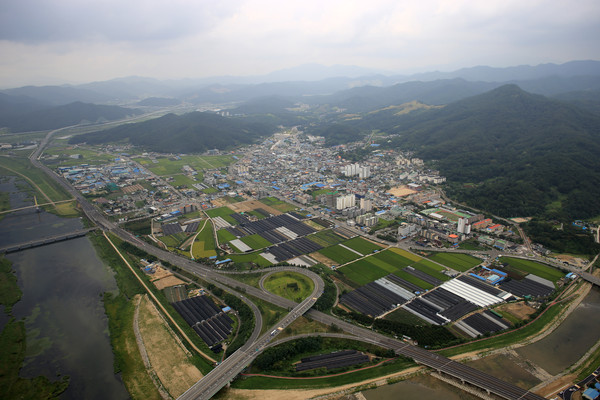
left=0, top=176, right=128, bottom=399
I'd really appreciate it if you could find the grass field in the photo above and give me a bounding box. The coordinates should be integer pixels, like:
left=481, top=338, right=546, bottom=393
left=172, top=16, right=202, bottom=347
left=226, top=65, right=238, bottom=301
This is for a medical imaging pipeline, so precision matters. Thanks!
left=240, top=234, right=272, bottom=250
left=44, top=146, right=116, bottom=167
left=192, top=221, right=217, bottom=258
left=500, top=257, right=564, bottom=283
left=318, top=245, right=361, bottom=265
left=263, top=271, right=315, bottom=303
left=428, top=253, right=482, bottom=272
left=205, top=206, right=238, bottom=225
left=385, top=307, right=431, bottom=325
left=259, top=196, right=296, bottom=212
left=342, top=237, right=385, bottom=255
left=169, top=174, right=199, bottom=189
left=339, top=249, right=436, bottom=289
left=0, top=156, right=73, bottom=203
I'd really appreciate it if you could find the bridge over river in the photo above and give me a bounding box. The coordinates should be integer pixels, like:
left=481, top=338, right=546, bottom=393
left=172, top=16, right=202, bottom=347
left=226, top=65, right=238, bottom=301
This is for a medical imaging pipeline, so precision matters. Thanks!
left=0, top=227, right=98, bottom=254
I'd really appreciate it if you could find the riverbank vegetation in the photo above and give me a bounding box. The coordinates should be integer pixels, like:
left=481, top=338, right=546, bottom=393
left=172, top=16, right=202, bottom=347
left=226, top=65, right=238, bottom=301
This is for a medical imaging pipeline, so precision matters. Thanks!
left=0, top=257, right=70, bottom=399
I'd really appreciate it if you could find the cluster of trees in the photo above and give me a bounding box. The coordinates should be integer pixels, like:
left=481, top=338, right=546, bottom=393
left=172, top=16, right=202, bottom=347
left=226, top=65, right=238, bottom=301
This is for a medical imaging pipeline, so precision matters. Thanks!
left=253, top=336, right=323, bottom=371
left=311, top=273, right=336, bottom=312
left=373, top=319, right=462, bottom=349
left=524, top=219, right=600, bottom=255
left=207, top=289, right=255, bottom=356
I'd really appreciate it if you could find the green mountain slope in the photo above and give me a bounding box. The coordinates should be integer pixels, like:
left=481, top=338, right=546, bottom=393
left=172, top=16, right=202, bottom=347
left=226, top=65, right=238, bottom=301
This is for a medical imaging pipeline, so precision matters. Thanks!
left=382, top=85, right=600, bottom=219
left=69, top=111, right=276, bottom=153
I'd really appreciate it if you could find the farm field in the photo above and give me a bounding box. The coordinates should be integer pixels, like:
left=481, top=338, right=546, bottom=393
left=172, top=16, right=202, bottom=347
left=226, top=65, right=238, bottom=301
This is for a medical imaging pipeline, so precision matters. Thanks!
left=340, top=250, right=434, bottom=289
left=240, top=234, right=272, bottom=250
left=169, top=174, right=198, bottom=189
left=428, top=252, right=482, bottom=272
left=318, top=245, right=361, bottom=265
left=342, top=236, right=385, bottom=255
left=205, top=206, right=238, bottom=225
left=307, top=229, right=346, bottom=247
left=191, top=220, right=217, bottom=258
left=135, top=155, right=235, bottom=176
left=259, top=196, right=297, bottom=212
left=229, top=251, right=272, bottom=267
left=500, top=257, right=564, bottom=283
left=216, top=228, right=237, bottom=243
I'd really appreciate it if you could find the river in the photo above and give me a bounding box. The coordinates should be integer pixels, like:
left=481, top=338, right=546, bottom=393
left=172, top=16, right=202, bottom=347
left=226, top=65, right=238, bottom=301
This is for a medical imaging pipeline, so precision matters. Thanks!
left=0, top=176, right=129, bottom=399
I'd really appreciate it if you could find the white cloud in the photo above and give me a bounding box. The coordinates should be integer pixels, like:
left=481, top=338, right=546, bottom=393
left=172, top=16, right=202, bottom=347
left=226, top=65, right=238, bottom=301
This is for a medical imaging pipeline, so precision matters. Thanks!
left=1, top=0, right=599, bottom=86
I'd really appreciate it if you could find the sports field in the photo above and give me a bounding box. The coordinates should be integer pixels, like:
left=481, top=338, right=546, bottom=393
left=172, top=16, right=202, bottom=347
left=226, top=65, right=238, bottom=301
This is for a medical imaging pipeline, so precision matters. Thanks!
left=500, top=257, right=564, bottom=283
left=428, top=252, right=482, bottom=272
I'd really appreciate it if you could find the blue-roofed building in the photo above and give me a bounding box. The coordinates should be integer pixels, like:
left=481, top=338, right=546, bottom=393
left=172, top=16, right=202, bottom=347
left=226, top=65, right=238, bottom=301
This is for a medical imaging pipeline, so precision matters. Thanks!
left=583, top=388, right=600, bottom=400
left=215, top=258, right=232, bottom=265
left=272, top=186, right=280, bottom=190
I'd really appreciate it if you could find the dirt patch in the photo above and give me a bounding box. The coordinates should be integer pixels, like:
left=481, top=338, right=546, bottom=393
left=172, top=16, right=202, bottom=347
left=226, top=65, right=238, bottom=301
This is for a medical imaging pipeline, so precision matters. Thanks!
left=496, top=302, right=536, bottom=320
left=153, top=275, right=186, bottom=290
left=227, top=200, right=282, bottom=216
left=310, top=251, right=336, bottom=267
left=211, top=198, right=231, bottom=207
left=223, top=366, right=423, bottom=400
left=534, top=373, right=577, bottom=398
left=510, top=217, right=532, bottom=224
left=387, top=185, right=418, bottom=197
left=138, top=295, right=202, bottom=398
left=554, top=254, right=587, bottom=268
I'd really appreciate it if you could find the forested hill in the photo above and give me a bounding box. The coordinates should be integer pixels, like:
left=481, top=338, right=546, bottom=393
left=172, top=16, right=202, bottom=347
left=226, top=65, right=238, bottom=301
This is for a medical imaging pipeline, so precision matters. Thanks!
left=69, top=111, right=276, bottom=153
left=383, top=85, right=600, bottom=219
left=0, top=99, right=141, bottom=132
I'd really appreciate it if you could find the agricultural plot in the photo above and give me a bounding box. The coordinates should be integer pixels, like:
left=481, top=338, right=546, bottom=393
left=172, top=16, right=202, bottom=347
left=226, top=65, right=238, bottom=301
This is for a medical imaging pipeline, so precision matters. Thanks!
left=340, top=275, right=416, bottom=317
left=259, top=196, right=297, bottom=212
left=342, top=237, right=384, bottom=255
left=206, top=206, right=239, bottom=225
left=192, top=221, right=217, bottom=258
left=137, top=155, right=235, bottom=176
left=240, top=234, right=272, bottom=250
left=217, top=229, right=237, bottom=243
left=499, top=276, right=555, bottom=298
left=318, top=245, right=361, bottom=265
left=171, top=295, right=234, bottom=347
left=295, top=350, right=369, bottom=372
left=266, top=237, right=323, bottom=262
left=499, top=257, right=564, bottom=283
left=307, top=229, right=346, bottom=247
left=428, top=253, right=482, bottom=272
left=456, top=311, right=511, bottom=338
left=340, top=253, right=434, bottom=289
left=230, top=251, right=273, bottom=267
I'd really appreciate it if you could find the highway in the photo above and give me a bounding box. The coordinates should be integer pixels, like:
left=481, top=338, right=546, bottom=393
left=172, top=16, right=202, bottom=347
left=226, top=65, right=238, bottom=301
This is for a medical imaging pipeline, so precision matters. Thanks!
left=26, top=128, right=549, bottom=400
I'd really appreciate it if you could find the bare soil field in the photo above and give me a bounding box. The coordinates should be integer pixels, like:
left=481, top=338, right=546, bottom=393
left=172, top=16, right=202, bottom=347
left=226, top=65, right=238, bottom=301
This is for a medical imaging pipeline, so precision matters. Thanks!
left=227, top=199, right=283, bottom=216
left=153, top=275, right=186, bottom=290
left=496, top=302, right=536, bottom=320
left=387, top=185, right=418, bottom=197
left=138, top=295, right=202, bottom=398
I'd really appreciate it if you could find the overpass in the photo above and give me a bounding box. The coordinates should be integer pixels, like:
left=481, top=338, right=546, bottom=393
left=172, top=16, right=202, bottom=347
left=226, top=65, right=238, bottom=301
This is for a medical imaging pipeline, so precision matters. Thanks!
left=0, top=227, right=98, bottom=254
left=178, top=268, right=324, bottom=400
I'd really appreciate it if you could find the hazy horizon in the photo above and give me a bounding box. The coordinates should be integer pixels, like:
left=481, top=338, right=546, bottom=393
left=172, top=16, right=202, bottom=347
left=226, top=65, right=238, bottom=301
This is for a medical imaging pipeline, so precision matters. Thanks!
left=1, top=0, right=599, bottom=87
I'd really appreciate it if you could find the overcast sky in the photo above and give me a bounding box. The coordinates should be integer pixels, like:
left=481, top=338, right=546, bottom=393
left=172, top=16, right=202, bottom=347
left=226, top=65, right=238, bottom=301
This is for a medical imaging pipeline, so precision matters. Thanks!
left=1, top=0, right=599, bottom=87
